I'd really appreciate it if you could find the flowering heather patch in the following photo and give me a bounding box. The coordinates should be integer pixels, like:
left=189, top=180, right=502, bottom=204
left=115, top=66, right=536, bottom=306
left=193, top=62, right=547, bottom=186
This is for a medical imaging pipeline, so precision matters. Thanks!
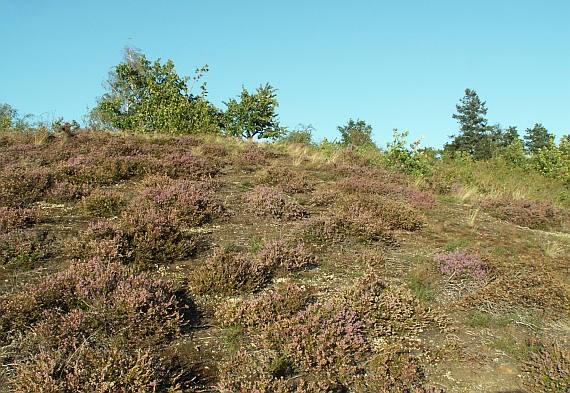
left=338, top=174, right=436, bottom=209
left=257, top=240, right=317, bottom=272
left=0, top=168, right=53, bottom=207
left=0, top=207, right=37, bottom=233
left=244, top=186, right=308, bottom=220
left=80, top=189, right=126, bottom=217
left=255, top=166, right=314, bottom=194
left=435, top=250, right=488, bottom=280
left=522, top=340, right=569, bottom=393
left=217, top=274, right=445, bottom=391
left=158, top=151, right=220, bottom=179
left=0, top=230, right=54, bottom=270
left=46, top=180, right=93, bottom=202
left=482, top=198, right=568, bottom=231
left=137, top=177, right=225, bottom=226
left=215, top=282, right=315, bottom=328
left=200, top=142, right=229, bottom=158
left=462, top=270, right=570, bottom=313
left=190, top=248, right=274, bottom=295
left=0, top=258, right=195, bottom=391
left=82, top=203, right=200, bottom=268
left=233, top=143, right=270, bottom=168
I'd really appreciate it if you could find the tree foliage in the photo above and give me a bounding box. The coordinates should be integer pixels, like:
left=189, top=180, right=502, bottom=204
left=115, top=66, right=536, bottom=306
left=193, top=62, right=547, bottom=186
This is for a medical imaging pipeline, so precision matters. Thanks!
left=222, top=84, right=282, bottom=140
left=90, top=48, right=219, bottom=134
left=280, top=124, right=314, bottom=145
left=447, top=89, right=492, bottom=159
left=524, top=123, right=553, bottom=153
left=337, top=119, right=375, bottom=147
left=0, top=103, right=31, bottom=131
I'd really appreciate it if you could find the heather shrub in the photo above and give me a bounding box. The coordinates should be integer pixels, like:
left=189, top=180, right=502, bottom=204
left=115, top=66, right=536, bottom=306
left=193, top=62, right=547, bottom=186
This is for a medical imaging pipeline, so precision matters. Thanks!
left=0, top=258, right=192, bottom=342
left=0, top=230, right=54, bottom=269
left=0, top=207, right=37, bottom=232
left=355, top=349, right=443, bottom=393
left=200, top=143, right=229, bottom=158
left=83, top=204, right=199, bottom=267
left=1, top=258, right=195, bottom=392
left=217, top=274, right=445, bottom=391
left=233, top=143, right=270, bottom=169
left=262, top=300, right=370, bottom=381
left=434, top=250, right=488, bottom=280
left=303, top=214, right=399, bottom=246
left=190, top=248, right=273, bottom=295
left=215, top=282, right=315, bottom=328
left=60, top=155, right=152, bottom=186
left=0, top=168, right=53, bottom=207
left=462, top=270, right=570, bottom=313
left=12, top=344, right=184, bottom=393
left=46, top=179, right=93, bottom=202
left=482, top=198, right=568, bottom=231
left=337, top=194, right=424, bottom=231
left=137, top=177, right=225, bottom=226
left=257, top=240, right=317, bottom=272
left=158, top=152, right=220, bottom=179
left=523, top=340, right=569, bottom=393
left=80, top=189, right=127, bottom=217
left=244, top=186, right=308, bottom=220
left=255, top=166, right=314, bottom=194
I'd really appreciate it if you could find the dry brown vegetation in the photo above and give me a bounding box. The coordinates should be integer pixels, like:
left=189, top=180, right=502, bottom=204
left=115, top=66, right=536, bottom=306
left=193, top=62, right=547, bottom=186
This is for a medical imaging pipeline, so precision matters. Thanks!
left=0, top=130, right=568, bottom=392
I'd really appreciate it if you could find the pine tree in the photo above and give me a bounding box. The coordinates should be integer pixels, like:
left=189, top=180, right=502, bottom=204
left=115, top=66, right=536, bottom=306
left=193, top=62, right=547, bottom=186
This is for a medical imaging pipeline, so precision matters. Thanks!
left=447, top=89, right=491, bottom=159
left=524, top=123, right=553, bottom=153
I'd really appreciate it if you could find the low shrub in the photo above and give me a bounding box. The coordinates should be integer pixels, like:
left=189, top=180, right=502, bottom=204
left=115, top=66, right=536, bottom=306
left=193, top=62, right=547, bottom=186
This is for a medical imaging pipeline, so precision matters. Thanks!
left=159, top=152, right=220, bottom=179
left=337, top=195, right=424, bottom=232
left=1, top=258, right=196, bottom=391
left=0, top=229, right=54, bottom=269
left=303, top=214, right=399, bottom=246
left=434, top=250, right=488, bottom=280
left=482, top=198, right=568, bottom=231
left=46, top=180, right=93, bottom=202
left=462, top=270, right=570, bottom=313
left=83, top=204, right=199, bottom=268
left=523, top=340, right=569, bottom=393
left=244, top=186, right=308, bottom=220
left=190, top=248, right=274, bottom=295
left=0, top=207, right=37, bottom=232
left=255, top=166, right=314, bottom=194
left=137, top=177, right=224, bottom=226
left=80, top=189, right=127, bottom=217
left=0, top=168, right=53, bottom=207
left=257, top=240, right=317, bottom=272
left=215, top=282, right=315, bottom=328
left=217, top=274, right=445, bottom=391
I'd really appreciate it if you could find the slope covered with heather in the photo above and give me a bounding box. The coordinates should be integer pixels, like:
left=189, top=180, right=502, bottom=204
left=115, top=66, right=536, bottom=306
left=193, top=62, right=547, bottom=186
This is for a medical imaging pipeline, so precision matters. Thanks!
left=0, top=130, right=568, bottom=392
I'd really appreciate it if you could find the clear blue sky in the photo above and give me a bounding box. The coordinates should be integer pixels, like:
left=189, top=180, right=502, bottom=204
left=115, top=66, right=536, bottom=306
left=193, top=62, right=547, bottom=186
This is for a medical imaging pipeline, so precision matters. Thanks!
left=1, top=0, right=569, bottom=147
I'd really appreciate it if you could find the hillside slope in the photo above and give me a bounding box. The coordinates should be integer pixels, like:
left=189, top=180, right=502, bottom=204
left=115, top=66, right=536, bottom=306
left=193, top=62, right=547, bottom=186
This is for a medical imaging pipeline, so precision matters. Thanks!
left=0, top=131, right=568, bottom=392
